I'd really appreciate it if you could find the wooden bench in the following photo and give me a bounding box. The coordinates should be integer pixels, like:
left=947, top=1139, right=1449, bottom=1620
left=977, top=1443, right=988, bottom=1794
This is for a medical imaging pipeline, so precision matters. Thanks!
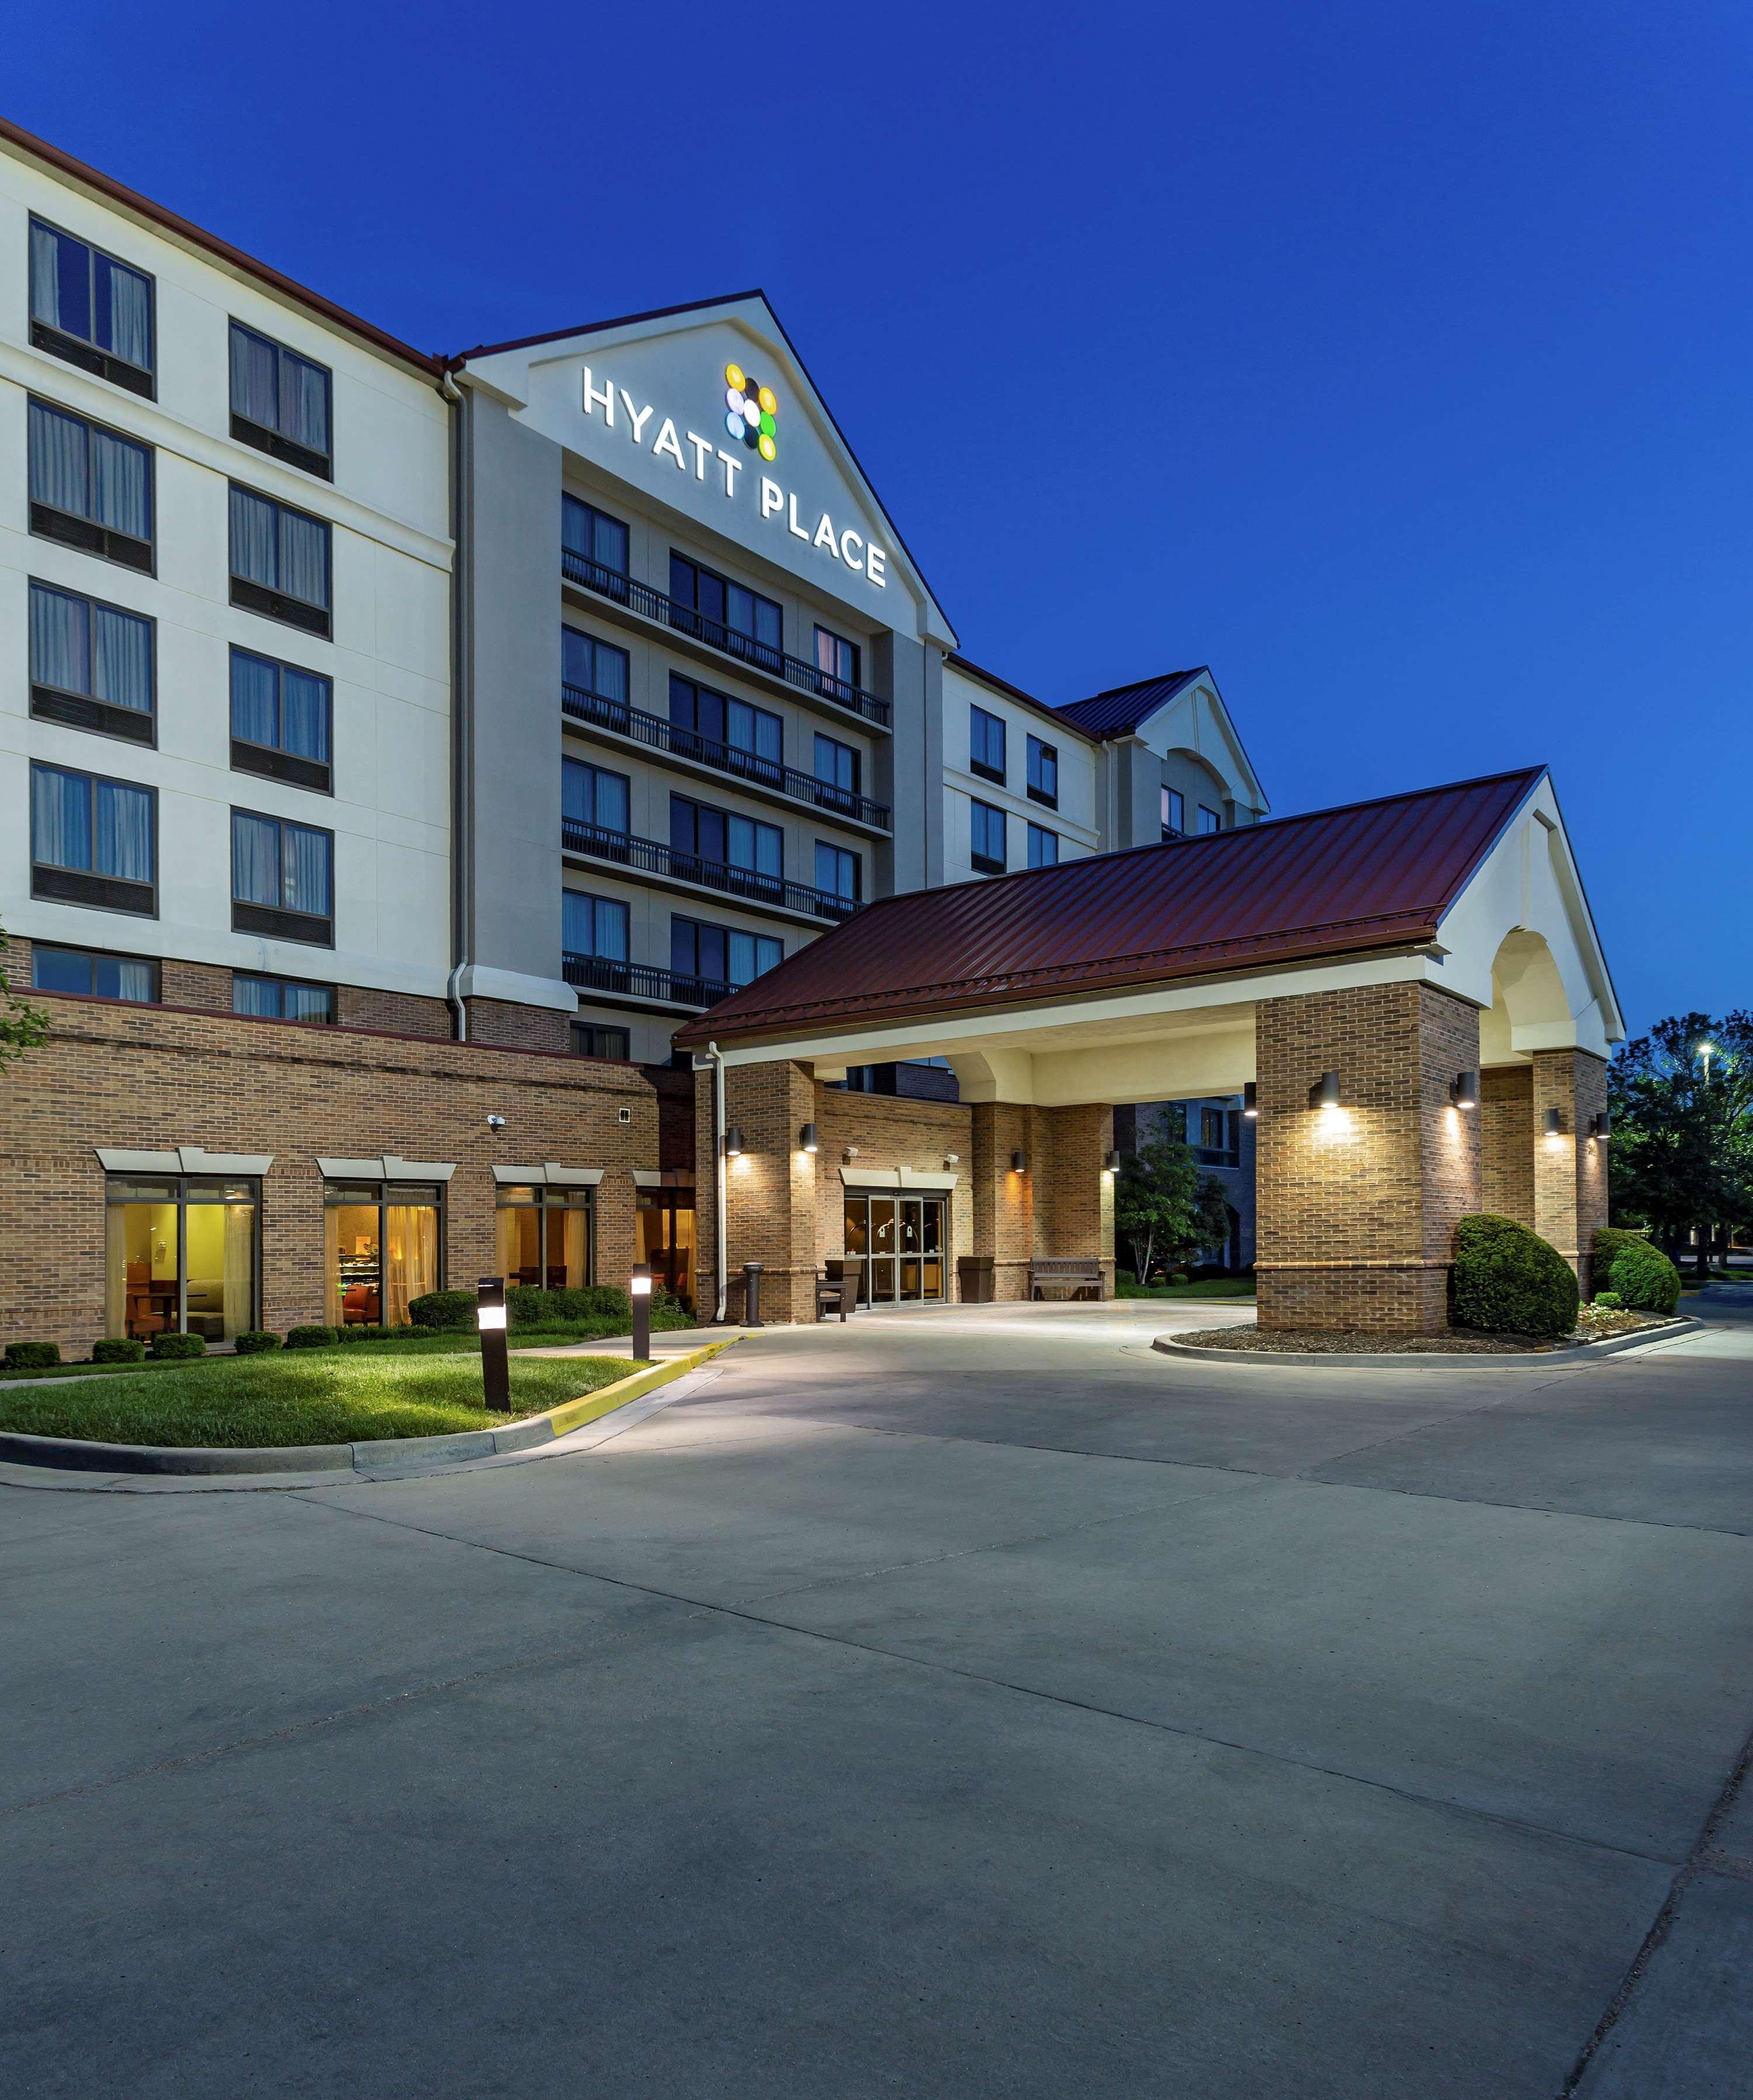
left=1028, top=1257, right=1106, bottom=1302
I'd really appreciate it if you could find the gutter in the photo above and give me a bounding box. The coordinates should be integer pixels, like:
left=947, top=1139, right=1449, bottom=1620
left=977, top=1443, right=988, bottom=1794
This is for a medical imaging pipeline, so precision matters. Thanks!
left=442, top=368, right=471, bottom=1042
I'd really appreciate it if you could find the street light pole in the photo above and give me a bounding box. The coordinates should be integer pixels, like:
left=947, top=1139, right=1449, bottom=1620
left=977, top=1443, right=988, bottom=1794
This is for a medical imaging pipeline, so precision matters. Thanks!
left=477, top=1276, right=510, bottom=1411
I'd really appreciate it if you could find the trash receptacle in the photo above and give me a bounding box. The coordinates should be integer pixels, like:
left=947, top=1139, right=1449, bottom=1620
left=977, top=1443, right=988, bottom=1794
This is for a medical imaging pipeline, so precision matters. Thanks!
left=957, top=1254, right=995, bottom=1305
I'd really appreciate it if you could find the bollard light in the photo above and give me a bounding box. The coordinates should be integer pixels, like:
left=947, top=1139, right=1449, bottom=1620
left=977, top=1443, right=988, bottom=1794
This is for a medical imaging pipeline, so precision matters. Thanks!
left=477, top=1276, right=510, bottom=1412
left=629, top=1264, right=652, bottom=1359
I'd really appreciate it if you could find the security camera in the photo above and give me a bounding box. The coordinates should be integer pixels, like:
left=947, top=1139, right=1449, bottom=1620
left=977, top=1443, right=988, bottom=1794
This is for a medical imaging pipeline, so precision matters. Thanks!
left=486, top=1113, right=507, bottom=1132
left=944, top=1153, right=960, bottom=1166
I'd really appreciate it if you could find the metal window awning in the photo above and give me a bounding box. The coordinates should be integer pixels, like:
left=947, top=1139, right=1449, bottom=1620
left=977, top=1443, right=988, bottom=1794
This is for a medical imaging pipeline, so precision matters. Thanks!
left=490, top=1163, right=605, bottom=1187
left=96, top=1145, right=276, bottom=1175
left=316, top=1154, right=457, bottom=1181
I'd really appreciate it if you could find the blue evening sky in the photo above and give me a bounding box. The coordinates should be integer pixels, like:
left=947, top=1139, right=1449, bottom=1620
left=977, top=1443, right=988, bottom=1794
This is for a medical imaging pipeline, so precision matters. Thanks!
left=14, top=1, right=1750, bottom=1035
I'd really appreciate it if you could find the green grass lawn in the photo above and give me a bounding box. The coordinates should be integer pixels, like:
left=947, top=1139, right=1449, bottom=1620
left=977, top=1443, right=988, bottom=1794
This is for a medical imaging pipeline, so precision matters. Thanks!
left=0, top=1323, right=673, bottom=1383
left=0, top=1348, right=646, bottom=1447
left=1117, top=1279, right=1257, bottom=1300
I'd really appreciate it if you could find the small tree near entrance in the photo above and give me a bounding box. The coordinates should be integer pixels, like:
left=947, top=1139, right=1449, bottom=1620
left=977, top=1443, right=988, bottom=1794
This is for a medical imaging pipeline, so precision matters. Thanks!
left=1115, top=1130, right=1234, bottom=1281
left=0, top=925, right=48, bottom=1074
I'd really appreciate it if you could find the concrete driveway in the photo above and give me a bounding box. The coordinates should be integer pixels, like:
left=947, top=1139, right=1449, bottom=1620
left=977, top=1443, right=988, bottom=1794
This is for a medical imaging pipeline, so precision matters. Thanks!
left=6, top=1291, right=1752, bottom=2098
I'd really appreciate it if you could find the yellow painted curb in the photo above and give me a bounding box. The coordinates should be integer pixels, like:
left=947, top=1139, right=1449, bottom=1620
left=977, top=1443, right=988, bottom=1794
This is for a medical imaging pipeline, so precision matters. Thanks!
left=535, top=1338, right=742, bottom=1440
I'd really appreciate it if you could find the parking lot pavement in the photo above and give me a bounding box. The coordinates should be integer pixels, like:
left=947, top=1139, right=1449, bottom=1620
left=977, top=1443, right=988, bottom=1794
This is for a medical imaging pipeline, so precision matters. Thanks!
left=6, top=1300, right=1751, bottom=2098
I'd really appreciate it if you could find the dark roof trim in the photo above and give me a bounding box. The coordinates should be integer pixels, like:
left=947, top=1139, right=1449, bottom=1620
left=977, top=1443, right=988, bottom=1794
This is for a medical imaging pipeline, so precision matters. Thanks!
left=944, top=653, right=1099, bottom=742
left=447, top=290, right=767, bottom=366
left=0, top=116, right=442, bottom=376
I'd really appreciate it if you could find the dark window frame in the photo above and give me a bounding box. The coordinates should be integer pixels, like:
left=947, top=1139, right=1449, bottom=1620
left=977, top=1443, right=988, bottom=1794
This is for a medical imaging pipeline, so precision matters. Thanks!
left=562, top=625, right=632, bottom=712
left=969, top=704, right=1006, bottom=784
left=813, top=731, right=861, bottom=800
left=1162, top=786, right=1186, bottom=839
left=229, top=645, right=334, bottom=794
left=29, top=759, right=158, bottom=916
left=27, top=576, right=157, bottom=746
left=322, top=1176, right=447, bottom=1321
left=671, top=914, right=784, bottom=992
left=571, top=1022, right=632, bottom=1061
left=670, top=793, right=784, bottom=881
left=563, top=496, right=630, bottom=579
left=1026, top=734, right=1058, bottom=808
left=228, top=481, right=332, bottom=638
left=27, top=396, right=155, bottom=573
left=229, top=805, right=335, bottom=947
left=228, top=319, right=334, bottom=479
left=813, top=839, right=862, bottom=904
left=969, top=797, right=1006, bottom=874
left=1027, top=822, right=1059, bottom=869
left=28, top=215, right=156, bottom=397
left=562, top=890, right=631, bottom=961
left=1197, top=805, right=1222, bottom=835
left=563, top=758, right=633, bottom=836
left=231, top=971, right=337, bottom=1023
left=30, top=943, right=160, bottom=1004
left=105, top=1171, right=263, bottom=1341
left=814, top=624, right=861, bottom=694
left=669, top=551, right=783, bottom=670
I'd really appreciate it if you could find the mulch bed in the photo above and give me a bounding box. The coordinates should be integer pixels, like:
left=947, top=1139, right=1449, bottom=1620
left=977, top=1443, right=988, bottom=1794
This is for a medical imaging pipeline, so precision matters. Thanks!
left=1183, top=1312, right=1676, bottom=1355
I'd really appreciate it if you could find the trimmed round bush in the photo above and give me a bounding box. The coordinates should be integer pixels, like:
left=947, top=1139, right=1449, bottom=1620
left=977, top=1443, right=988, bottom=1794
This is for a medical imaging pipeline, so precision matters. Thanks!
left=1592, top=1227, right=1653, bottom=1300
left=1609, top=1242, right=1681, bottom=1316
left=1453, top=1213, right=1579, bottom=1339
left=92, top=1337, right=147, bottom=1365
left=1594, top=1291, right=1624, bottom=1310
left=286, top=1325, right=337, bottom=1349
left=5, top=1341, right=61, bottom=1369
left=506, top=1284, right=632, bottom=1330
left=150, top=1332, right=207, bottom=1361
left=408, top=1290, right=477, bottom=1330
left=233, top=1330, right=282, bottom=1355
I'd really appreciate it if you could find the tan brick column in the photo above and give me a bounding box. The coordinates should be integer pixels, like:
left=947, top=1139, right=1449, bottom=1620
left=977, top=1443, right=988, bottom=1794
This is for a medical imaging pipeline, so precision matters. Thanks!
left=971, top=1102, right=1034, bottom=1300
left=1479, top=1065, right=1535, bottom=1226
left=1033, top=1104, right=1116, bottom=1292
left=1531, top=1050, right=1610, bottom=1289
left=1255, top=983, right=1481, bottom=1333
left=714, top=1059, right=820, bottom=1323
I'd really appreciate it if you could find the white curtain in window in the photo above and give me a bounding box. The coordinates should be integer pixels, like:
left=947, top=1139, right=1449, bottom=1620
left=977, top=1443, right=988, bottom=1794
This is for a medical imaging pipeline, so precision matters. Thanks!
left=594, top=643, right=627, bottom=704
left=230, top=326, right=278, bottom=425
left=29, top=583, right=88, bottom=694
left=102, top=260, right=153, bottom=369
left=115, top=960, right=155, bottom=1001
left=29, top=220, right=63, bottom=326
left=230, top=652, right=279, bottom=745
left=231, top=812, right=281, bottom=905
left=232, top=974, right=279, bottom=1016
left=594, top=897, right=629, bottom=960
left=383, top=1206, right=438, bottom=1328
left=32, top=764, right=90, bottom=870
left=286, top=824, right=331, bottom=916
left=95, top=780, right=153, bottom=883
left=28, top=402, right=87, bottom=514
left=284, top=983, right=332, bottom=1022
left=91, top=429, right=149, bottom=539
left=93, top=604, right=151, bottom=712
left=562, top=890, right=590, bottom=953
left=230, top=487, right=278, bottom=586
left=285, top=353, right=330, bottom=452
left=278, top=508, right=327, bottom=607
left=282, top=669, right=328, bottom=759
left=222, top=1202, right=255, bottom=1340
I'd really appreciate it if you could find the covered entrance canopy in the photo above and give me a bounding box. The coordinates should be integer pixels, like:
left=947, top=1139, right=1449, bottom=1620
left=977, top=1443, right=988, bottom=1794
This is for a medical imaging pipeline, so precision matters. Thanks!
left=677, top=768, right=1622, bottom=1333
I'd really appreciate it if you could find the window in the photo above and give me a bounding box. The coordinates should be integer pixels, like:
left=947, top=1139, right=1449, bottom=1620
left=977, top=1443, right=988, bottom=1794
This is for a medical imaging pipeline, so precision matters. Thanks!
left=969, top=798, right=1006, bottom=874
left=30, top=761, right=155, bottom=914
left=572, top=1022, right=630, bottom=1061
left=1197, top=805, right=1222, bottom=834
left=32, top=945, right=157, bottom=1002
left=562, top=628, right=630, bottom=723
left=230, top=808, right=334, bottom=944
left=229, top=321, right=332, bottom=476
left=813, top=732, right=860, bottom=810
left=105, top=1174, right=258, bottom=1343
left=671, top=916, right=781, bottom=995
left=28, top=399, right=153, bottom=570
left=815, top=625, right=861, bottom=698
left=669, top=553, right=782, bottom=670
left=29, top=219, right=154, bottom=395
left=232, top=973, right=334, bottom=1023
left=229, top=485, right=331, bottom=636
left=562, top=496, right=629, bottom=582
left=28, top=580, right=154, bottom=743
left=323, top=1179, right=442, bottom=1328
left=562, top=759, right=631, bottom=836
left=562, top=891, right=629, bottom=961
left=969, top=704, right=1006, bottom=784
left=1162, top=787, right=1185, bottom=839
left=495, top=1183, right=594, bottom=1291
left=1027, top=735, right=1058, bottom=807
left=1201, top=1108, right=1228, bottom=1150
left=230, top=648, right=331, bottom=791
left=671, top=795, right=783, bottom=887
left=1027, top=822, right=1059, bottom=869
left=814, top=840, right=861, bottom=904
left=670, top=674, right=783, bottom=781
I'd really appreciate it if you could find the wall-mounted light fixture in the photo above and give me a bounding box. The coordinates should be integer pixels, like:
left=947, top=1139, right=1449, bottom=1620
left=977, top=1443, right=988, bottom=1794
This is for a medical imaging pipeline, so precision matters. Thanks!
left=1450, top=1070, right=1479, bottom=1109
left=1311, top=1071, right=1341, bottom=1110
left=1590, top=1112, right=1612, bottom=1142
left=799, top=1122, right=819, bottom=1153
left=1103, top=1149, right=1121, bottom=1174
left=843, top=1144, right=860, bottom=1162
left=724, top=1126, right=746, bottom=1158
left=1243, top=1082, right=1257, bottom=1120
left=1543, top=1109, right=1563, bottom=1139
left=486, top=1113, right=506, bottom=1132
left=1010, top=1149, right=1029, bottom=1174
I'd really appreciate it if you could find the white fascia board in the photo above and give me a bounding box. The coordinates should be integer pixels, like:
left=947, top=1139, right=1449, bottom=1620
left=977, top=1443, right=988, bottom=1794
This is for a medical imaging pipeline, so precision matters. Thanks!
left=456, top=964, right=579, bottom=1015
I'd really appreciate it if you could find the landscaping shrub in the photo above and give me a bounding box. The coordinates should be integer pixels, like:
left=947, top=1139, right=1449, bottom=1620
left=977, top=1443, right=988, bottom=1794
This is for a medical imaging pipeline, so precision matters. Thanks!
left=233, top=1330, right=281, bottom=1355
left=5, top=1341, right=61, bottom=1369
left=507, top=1284, right=632, bottom=1328
left=286, top=1325, right=337, bottom=1349
left=335, top=1324, right=394, bottom=1344
left=1594, top=1291, right=1623, bottom=1310
left=92, top=1337, right=147, bottom=1364
left=150, top=1332, right=207, bottom=1361
left=1115, top=1269, right=1136, bottom=1288
left=1609, top=1242, right=1681, bottom=1316
left=1591, top=1227, right=1652, bottom=1300
left=408, top=1290, right=477, bottom=1330
left=1453, top=1214, right=1579, bottom=1339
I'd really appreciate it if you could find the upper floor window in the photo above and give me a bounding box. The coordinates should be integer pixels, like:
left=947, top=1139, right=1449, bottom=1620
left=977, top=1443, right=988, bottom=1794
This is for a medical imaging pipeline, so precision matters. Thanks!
left=234, top=973, right=334, bottom=1023
left=562, top=496, right=629, bottom=580
left=813, top=732, right=861, bottom=805
left=32, top=944, right=158, bottom=1003
left=1162, top=787, right=1185, bottom=839
left=671, top=916, right=782, bottom=992
left=1027, top=822, right=1059, bottom=869
left=669, top=553, right=782, bottom=670
left=562, top=628, right=630, bottom=714
left=30, top=760, right=156, bottom=916
left=230, top=485, right=330, bottom=637
left=969, top=704, right=1006, bottom=784
left=1027, top=735, right=1058, bottom=808
left=669, top=673, right=782, bottom=780
left=671, top=795, right=783, bottom=883
left=29, top=579, right=154, bottom=745
left=969, top=797, right=1006, bottom=874
left=814, top=842, right=861, bottom=904
left=28, top=400, right=153, bottom=571
left=230, top=808, right=333, bottom=945
left=814, top=625, right=861, bottom=698
left=229, top=321, right=332, bottom=478
left=230, top=647, right=332, bottom=793
left=562, top=759, right=630, bottom=836
left=29, top=219, right=154, bottom=396
left=572, top=1022, right=631, bottom=1061
left=563, top=890, right=629, bottom=961
left=1197, top=804, right=1222, bottom=835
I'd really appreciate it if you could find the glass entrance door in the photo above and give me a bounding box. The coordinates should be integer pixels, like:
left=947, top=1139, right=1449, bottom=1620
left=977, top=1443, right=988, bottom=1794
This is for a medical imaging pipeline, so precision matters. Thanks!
left=843, top=1194, right=945, bottom=1305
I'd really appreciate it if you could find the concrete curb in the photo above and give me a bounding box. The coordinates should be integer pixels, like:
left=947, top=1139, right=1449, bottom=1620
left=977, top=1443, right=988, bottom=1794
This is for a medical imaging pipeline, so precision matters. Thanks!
left=0, top=1340, right=740, bottom=1477
left=1151, top=1316, right=1703, bottom=1371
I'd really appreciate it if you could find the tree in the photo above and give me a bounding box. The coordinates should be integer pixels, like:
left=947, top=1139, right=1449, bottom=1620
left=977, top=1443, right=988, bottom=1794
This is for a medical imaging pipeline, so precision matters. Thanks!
left=1607, top=1011, right=1753, bottom=1273
left=1114, top=1127, right=1235, bottom=1281
left=0, top=925, right=48, bottom=1073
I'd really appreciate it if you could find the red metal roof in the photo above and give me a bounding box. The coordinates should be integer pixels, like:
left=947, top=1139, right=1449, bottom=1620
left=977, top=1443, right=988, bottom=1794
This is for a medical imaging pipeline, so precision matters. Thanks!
left=674, top=767, right=1545, bottom=1049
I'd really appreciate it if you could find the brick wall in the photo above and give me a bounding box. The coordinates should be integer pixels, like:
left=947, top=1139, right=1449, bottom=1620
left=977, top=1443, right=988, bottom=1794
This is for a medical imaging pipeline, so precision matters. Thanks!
left=160, top=960, right=232, bottom=1011
left=1533, top=1049, right=1610, bottom=1287
left=1480, top=1065, right=1534, bottom=1224
left=1255, top=982, right=1481, bottom=1333
left=0, top=995, right=657, bottom=1354
left=337, top=986, right=452, bottom=1039
left=469, top=998, right=573, bottom=1054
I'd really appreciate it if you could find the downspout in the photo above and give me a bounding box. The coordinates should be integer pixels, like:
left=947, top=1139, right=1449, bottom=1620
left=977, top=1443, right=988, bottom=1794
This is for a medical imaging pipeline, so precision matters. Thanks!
left=441, top=365, right=472, bottom=1042
left=696, top=1041, right=729, bottom=1323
